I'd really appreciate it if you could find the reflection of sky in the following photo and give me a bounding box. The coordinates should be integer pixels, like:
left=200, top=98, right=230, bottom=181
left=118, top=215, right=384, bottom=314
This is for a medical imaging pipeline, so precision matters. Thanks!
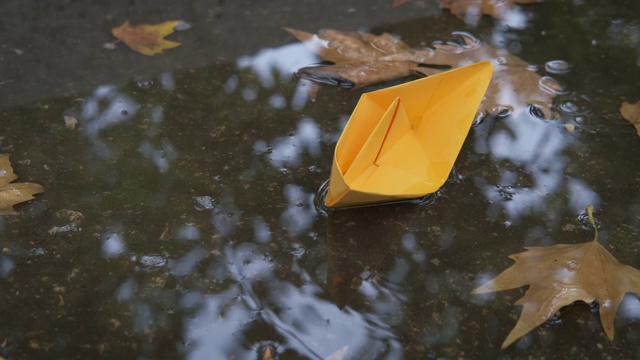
left=184, top=241, right=396, bottom=360
left=265, top=117, right=322, bottom=170
left=474, top=111, right=600, bottom=224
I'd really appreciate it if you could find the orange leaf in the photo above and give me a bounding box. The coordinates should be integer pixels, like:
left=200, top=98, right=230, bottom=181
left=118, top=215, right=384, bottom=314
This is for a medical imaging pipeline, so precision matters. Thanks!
left=0, top=154, right=45, bottom=215
left=620, top=100, right=640, bottom=138
left=112, top=20, right=181, bottom=56
left=473, top=206, right=640, bottom=348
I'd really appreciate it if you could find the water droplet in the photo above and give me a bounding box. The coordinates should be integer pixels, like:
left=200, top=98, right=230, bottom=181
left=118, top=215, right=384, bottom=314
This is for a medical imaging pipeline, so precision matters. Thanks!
left=567, top=260, right=577, bottom=269
left=495, top=56, right=509, bottom=65
left=539, top=76, right=566, bottom=94
left=491, top=105, right=513, bottom=117
left=193, top=196, right=215, bottom=211
left=452, top=31, right=480, bottom=49
left=174, top=21, right=192, bottom=31
left=471, top=110, right=487, bottom=127
left=121, top=109, right=128, bottom=115
left=136, top=78, right=154, bottom=89
left=559, top=101, right=579, bottom=114
left=432, top=41, right=463, bottom=53
left=575, top=115, right=585, bottom=124
left=545, top=60, right=572, bottom=74
left=526, top=64, right=539, bottom=72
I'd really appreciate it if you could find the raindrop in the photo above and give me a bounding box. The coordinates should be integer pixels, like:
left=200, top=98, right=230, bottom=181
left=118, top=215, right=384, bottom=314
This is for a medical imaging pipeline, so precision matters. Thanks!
left=495, top=56, right=509, bottom=65
left=526, top=64, right=539, bottom=72
left=471, top=110, right=487, bottom=127
left=491, top=105, right=513, bottom=117
left=539, top=76, right=566, bottom=94
left=452, top=31, right=480, bottom=49
left=136, top=78, right=154, bottom=89
left=174, top=21, right=192, bottom=31
left=566, top=260, right=577, bottom=269
left=559, top=101, right=579, bottom=114
left=193, top=196, right=215, bottom=211
left=529, top=105, right=547, bottom=119
left=545, top=60, right=572, bottom=74
left=575, top=115, right=585, bottom=124
left=121, top=109, right=129, bottom=115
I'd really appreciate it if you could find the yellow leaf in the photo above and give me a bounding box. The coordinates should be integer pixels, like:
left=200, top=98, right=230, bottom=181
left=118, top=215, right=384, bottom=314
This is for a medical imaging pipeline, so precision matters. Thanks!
left=620, top=100, right=640, bottom=138
left=0, top=154, right=45, bottom=215
left=111, top=20, right=181, bottom=56
left=473, top=205, right=640, bottom=348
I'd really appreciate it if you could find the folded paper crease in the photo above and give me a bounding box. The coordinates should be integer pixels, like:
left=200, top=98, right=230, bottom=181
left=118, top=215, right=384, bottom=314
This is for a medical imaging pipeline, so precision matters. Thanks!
left=325, top=61, right=494, bottom=208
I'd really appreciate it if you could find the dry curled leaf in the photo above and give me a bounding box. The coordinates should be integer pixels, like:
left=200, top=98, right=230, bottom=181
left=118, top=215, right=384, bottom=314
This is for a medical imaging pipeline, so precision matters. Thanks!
left=620, top=100, right=640, bottom=138
left=286, top=28, right=561, bottom=119
left=473, top=206, right=640, bottom=348
left=112, top=20, right=181, bottom=56
left=0, top=154, right=45, bottom=215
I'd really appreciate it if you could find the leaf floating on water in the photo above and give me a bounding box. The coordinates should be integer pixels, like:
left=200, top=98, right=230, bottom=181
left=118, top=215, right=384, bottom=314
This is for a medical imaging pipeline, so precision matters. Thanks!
left=111, top=20, right=182, bottom=56
left=473, top=205, right=640, bottom=348
left=394, top=0, right=541, bottom=21
left=286, top=28, right=558, bottom=119
left=0, top=154, right=45, bottom=215
left=620, top=100, right=640, bottom=138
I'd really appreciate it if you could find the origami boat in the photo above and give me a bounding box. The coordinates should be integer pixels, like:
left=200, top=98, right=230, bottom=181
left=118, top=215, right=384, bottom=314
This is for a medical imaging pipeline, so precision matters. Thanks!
left=324, top=61, right=494, bottom=208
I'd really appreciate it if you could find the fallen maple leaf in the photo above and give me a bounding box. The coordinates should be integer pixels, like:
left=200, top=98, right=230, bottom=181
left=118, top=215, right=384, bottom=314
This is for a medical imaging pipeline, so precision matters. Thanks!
left=473, top=205, right=640, bottom=348
left=0, top=154, right=45, bottom=215
left=112, top=20, right=181, bottom=56
left=286, top=29, right=561, bottom=119
left=620, top=100, right=640, bottom=138
left=440, top=0, right=540, bottom=22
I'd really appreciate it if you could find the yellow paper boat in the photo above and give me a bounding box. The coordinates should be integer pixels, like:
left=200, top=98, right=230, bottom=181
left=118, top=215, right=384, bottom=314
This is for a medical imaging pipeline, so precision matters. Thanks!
left=325, top=61, right=494, bottom=208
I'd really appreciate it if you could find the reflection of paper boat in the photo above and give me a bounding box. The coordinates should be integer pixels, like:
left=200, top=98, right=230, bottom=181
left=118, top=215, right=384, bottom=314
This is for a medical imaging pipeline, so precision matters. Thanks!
left=325, top=61, right=494, bottom=208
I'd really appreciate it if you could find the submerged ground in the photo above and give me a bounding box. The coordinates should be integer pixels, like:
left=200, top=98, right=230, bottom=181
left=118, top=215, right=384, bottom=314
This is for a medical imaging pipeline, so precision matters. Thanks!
left=1, top=0, right=640, bottom=359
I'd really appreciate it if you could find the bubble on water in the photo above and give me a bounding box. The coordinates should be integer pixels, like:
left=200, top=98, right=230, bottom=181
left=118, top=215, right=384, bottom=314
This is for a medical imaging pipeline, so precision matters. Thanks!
left=575, top=115, right=586, bottom=124
left=491, top=105, right=513, bottom=117
left=136, top=78, right=154, bottom=89
left=529, top=104, right=558, bottom=120
left=539, top=76, right=566, bottom=94
left=174, top=21, right=192, bottom=31
left=193, top=196, right=215, bottom=211
left=545, top=60, right=572, bottom=74
left=559, top=101, right=580, bottom=114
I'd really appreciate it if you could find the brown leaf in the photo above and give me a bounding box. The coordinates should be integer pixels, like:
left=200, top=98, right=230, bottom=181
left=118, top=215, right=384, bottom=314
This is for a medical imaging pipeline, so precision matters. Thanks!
left=286, top=29, right=560, bottom=119
left=473, top=206, right=640, bottom=348
left=0, top=154, right=45, bottom=215
left=393, top=0, right=540, bottom=20
left=112, top=20, right=181, bottom=56
left=620, top=100, right=640, bottom=138
left=441, top=0, right=540, bottom=22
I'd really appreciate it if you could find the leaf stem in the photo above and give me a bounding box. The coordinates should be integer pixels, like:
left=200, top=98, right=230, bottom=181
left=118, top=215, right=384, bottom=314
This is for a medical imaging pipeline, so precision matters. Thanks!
left=587, top=204, right=598, bottom=241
